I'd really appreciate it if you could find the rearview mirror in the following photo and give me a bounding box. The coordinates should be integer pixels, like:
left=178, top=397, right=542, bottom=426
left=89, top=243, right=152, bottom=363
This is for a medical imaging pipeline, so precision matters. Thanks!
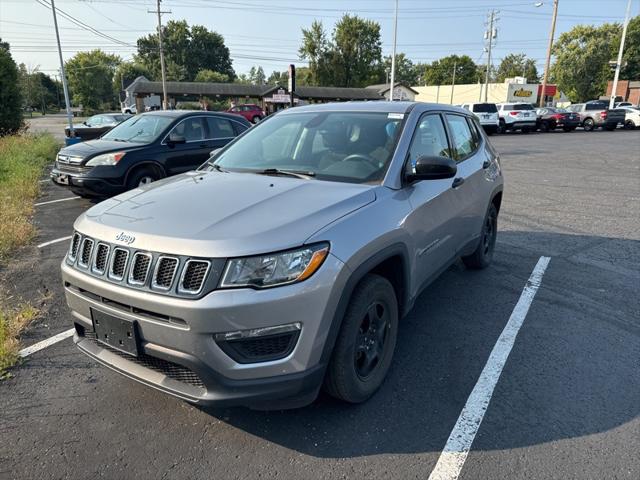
left=168, top=133, right=186, bottom=145
left=408, top=155, right=457, bottom=181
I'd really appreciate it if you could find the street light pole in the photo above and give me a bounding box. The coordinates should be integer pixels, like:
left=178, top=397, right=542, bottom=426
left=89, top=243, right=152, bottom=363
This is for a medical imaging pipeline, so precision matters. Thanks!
left=389, top=0, right=398, bottom=101
left=609, top=0, right=632, bottom=109
left=539, top=0, right=558, bottom=107
left=50, top=0, right=73, bottom=135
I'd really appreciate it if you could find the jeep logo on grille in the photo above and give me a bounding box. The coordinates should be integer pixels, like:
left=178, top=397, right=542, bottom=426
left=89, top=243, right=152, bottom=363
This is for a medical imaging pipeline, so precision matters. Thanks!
left=115, top=232, right=136, bottom=245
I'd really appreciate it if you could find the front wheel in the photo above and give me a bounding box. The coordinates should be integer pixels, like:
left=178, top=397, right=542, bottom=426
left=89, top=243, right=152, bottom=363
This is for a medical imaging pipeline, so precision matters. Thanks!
left=126, top=167, right=160, bottom=190
left=462, top=203, right=498, bottom=269
left=324, top=274, right=398, bottom=404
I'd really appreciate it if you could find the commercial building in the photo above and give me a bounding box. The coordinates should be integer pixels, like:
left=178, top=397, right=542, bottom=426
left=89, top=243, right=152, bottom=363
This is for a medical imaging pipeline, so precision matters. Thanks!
left=605, top=80, right=640, bottom=105
left=413, top=77, right=563, bottom=106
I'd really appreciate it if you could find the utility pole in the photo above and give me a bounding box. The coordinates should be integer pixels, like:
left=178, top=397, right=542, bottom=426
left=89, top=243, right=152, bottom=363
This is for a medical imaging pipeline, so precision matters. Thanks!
left=609, top=0, right=632, bottom=109
left=484, top=10, right=498, bottom=103
left=450, top=60, right=457, bottom=104
left=149, top=0, right=170, bottom=109
left=50, top=0, right=73, bottom=135
left=389, top=0, right=398, bottom=101
left=539, top=0, right=558, bottom=107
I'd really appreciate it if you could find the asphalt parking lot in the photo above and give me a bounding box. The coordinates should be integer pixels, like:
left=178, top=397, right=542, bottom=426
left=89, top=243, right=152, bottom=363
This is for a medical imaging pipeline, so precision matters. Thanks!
left=1, top=128, right=639, bottom=479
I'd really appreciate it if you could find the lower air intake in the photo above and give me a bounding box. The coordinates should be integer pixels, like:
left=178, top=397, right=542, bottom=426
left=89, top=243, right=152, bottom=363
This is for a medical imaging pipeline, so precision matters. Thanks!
left=216, top=331, right=300, bottom=364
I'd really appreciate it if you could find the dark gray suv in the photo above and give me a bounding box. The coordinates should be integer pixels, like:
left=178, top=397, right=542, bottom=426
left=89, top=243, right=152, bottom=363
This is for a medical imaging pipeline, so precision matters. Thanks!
left=62, top=102, right=504, bottom=409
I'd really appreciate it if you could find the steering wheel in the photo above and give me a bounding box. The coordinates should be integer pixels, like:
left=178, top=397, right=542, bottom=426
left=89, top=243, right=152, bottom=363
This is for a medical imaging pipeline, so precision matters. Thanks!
left=341, top=153, right=379, bottom=169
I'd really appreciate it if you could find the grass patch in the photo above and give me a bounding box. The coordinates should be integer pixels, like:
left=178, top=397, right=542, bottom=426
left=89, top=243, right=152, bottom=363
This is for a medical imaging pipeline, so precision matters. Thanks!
left=0, top=134, right=59, bottom=261
left=0, top=133, right=58, bottom=375
left=0, top=304, right=39, bottom=378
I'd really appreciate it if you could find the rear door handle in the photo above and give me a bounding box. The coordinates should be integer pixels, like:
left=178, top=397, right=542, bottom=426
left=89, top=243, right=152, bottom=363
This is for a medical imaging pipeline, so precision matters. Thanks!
left=452, top=177, right=465, bottom=188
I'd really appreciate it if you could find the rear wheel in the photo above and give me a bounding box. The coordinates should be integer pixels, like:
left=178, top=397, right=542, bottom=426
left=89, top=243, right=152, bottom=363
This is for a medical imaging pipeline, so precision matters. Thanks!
left=126, top=167, right=160, bottom=190
left=624, top=119, right=637, bottom=130
left=583, top=118, right=595, bottom=131
left=462, top=203, right=498, bottom=270
left=539, top=121, right=549, bottom=132
left=251, top=115, right=262, bottom=124
left=498, top=119, right=506, bottom=134
left=324, top=274, right=398, bottom=404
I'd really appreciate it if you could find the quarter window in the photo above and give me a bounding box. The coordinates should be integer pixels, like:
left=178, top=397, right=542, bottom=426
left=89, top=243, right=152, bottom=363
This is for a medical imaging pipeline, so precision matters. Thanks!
left=405, top=114, right=451, bottom=174
left=445, top=114, right=478, bottom=161
left=207, top=117, right=235, bottom=138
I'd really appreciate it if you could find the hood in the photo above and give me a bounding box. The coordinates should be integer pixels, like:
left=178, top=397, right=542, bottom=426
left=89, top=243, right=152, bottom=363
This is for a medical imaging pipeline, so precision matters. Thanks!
left=75, top=171, right=376, bottom=257
left=60, top=139, right=144, bottom=160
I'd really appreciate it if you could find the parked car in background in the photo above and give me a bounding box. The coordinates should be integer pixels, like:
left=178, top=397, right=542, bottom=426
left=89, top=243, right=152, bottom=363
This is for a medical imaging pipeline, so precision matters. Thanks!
left=121, top=104, right=137, bottom=114
left=227, top=103, right=265, bottom=124
left=566, top=102, right=625, bottom=131
left=52, top=111, right=250, bottom=198
left=460, top=102, right=499, bottom=134
left=534, top=107, right=580, bottom=132
left=614, top=102, right=635, bottom=108
left=496, top=103, right=537, bottom=133
left=60, top=101, right=503, bottom=409
left=65, top=113, right=132, bottom=141
left=620, top=106, right=640, bottom=129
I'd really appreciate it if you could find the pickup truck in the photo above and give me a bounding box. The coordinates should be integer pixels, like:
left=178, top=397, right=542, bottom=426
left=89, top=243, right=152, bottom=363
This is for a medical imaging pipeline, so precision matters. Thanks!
left=565, top=102, right=626, bottom=131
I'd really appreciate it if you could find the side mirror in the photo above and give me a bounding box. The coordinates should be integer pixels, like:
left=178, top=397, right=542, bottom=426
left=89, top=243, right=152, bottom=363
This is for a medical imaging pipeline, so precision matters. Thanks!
left=408, top=155, right=457, bottom=181
left=168, top=133, right=186, bottom=145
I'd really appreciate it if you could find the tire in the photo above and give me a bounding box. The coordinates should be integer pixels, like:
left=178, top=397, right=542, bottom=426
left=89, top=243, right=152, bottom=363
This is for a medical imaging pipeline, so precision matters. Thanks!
left=462, top=203, right=498, bottom=270
left=498, top=119, right=506, bottom=134
left=126, top=167, right=159, bottom=190
left=604, top=124, right=616, bottom=131
left=522, top=126, right=530, bottom=134
left=251, top=115, right=262, bottom=124
left=562, top=126, right=575, bottom=132
left=624, top=119, right=637, bottom=130
left=583, top=118, right=595, bottom=131
left=539, top=121, right=549, bottom=133
left=324, top=274, right=399, bottom=404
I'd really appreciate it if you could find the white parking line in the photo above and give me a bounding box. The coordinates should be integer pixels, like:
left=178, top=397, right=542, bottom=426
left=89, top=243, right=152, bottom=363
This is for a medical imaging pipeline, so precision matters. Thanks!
left=37, top=235, right=72, bottom=249
left=39, top=179, right=50, bottom=183
left=427, top=256, right=551, bottom=480
left=18, top=328, right=75, bottom=358
left=34, top=196, right=79, bottom=206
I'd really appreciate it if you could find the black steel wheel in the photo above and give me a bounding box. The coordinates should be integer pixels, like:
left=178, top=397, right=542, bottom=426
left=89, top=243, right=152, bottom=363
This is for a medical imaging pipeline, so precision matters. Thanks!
left=324, top=274, right=398, bottom=404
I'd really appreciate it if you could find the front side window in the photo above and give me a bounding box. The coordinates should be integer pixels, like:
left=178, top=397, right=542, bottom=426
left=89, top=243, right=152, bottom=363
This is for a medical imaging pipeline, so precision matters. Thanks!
left=405, top=114, right=450, bottom=175
left=445, top=114, right=477, bottom=161
left=171, top=117, right=205, bottom=142
left=211, top=111, right=403, bottom=184
left=102, top=115, right=174, bottom=143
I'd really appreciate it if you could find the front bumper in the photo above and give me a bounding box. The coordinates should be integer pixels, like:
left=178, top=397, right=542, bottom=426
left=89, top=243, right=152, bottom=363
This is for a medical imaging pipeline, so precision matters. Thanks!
left=61, top=253, right=347, bottom=408
left=51, top=167, right=124, bottom=197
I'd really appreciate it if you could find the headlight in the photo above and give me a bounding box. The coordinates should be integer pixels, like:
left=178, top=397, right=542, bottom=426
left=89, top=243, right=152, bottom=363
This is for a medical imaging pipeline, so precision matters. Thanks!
left=220, top=243, right=329, bottom=288
left=86, top=152, right=126, bottom=166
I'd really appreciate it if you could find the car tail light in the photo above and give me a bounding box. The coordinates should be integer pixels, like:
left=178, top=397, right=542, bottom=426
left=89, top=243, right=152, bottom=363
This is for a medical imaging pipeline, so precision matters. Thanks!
left=601, top=110, right=608, bottom=119
left=509, top=111, right=519, bottom=116
left=551, top=114, right=564, bottom=120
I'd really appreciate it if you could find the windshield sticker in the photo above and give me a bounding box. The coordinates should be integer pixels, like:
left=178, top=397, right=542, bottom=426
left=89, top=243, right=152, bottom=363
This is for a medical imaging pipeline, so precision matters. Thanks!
left=388, top=113, right=404, bottom=119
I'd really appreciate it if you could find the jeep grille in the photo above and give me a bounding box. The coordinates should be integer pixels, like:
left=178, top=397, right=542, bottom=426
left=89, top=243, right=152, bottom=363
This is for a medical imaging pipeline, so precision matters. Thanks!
left=92, top=243, right=110, bottom=274
left=153, top=257, right=178, bottom=290
left=129, top=252, right=152, bottom=285
left=69, top=232, right=81, bottom=260
left=78, top=238, right=94, bottom=268
left=179, top=260, right=210, bottom=294
left=109, top=248, right=129, bottom=280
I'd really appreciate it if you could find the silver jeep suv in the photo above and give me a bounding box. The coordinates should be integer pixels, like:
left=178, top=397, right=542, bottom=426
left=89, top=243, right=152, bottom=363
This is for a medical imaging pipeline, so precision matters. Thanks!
left=62, top=102, right=503, bottom=409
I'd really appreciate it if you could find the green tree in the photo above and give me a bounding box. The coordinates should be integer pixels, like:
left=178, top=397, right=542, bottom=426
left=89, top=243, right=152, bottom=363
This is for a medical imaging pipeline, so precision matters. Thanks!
left=248, top=65, right=266, bottom=85
left=136, top=21, right=234, bottom=81
left=496, top=53, right=539, bottom=82
left=113, top=61, right=151, bottom=96
left=0, top=39, right=23, bottom=134
left=66, top=50, right=120, bottom=112
left=423, top=55, right=478, bottom=86
left=194, top=69, right=230, bottom=83
left=382, top=53, right=417, bottom=85
left=550, top=23, right=620, bottom=102
left=267, top=70, right=288, bottom=85
left=621, top=16, right=640, bottom=80
left=299, top=15, right=383, bottom=87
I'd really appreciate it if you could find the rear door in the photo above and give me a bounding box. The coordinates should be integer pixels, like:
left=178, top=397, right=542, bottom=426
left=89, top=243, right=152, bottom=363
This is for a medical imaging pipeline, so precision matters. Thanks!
left=161, top=116, right=210, bottom=175
left=443, top=113, right=489, bottom=253
left=206, top=116, right=238, bottom=152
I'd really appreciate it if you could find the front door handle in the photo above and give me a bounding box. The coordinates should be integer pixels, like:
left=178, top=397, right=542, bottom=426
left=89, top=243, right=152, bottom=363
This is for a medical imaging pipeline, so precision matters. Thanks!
left=452, top=177, right=465, bottom=188
left=483, top=159, right=491, bottom=169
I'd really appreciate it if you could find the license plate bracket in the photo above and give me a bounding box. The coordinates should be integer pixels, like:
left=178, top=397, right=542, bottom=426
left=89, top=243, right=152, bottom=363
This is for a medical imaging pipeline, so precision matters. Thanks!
left=91, top=308, right=139, bottom=356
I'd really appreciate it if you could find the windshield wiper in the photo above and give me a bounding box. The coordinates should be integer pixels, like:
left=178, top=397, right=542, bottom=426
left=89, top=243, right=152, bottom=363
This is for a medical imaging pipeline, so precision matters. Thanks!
left=256, top=168, right=316, bottom=180
left=204, top=161, right=227, bottom=172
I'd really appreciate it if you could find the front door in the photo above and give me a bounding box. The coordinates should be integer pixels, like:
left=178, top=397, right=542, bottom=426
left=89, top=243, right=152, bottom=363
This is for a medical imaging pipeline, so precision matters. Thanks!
left=162, top=116, right=212, bottom=175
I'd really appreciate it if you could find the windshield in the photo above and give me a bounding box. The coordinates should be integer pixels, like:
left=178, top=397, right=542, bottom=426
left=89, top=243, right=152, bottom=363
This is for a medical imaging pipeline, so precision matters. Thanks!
left=102, top=115, right=174, bottom=143
left=209, top=111, right=403, bottom=184
left=472, top=103, right=497, bottom=113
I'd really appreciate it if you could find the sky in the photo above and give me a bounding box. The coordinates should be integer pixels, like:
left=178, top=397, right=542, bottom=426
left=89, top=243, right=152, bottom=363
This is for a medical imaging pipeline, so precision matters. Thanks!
left=0, top=0, right=638, bottom=81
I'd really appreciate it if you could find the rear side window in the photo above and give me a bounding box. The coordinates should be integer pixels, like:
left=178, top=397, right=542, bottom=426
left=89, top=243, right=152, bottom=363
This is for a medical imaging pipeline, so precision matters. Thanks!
left=207, top=117, right=235, bottom=138
left=172, top=117, right=205, bottom=141
left=472, top=103, right=497, bottom=113
left=586, top=103, right=606, bottom=111
left=405, top=114, right=451, bottom=174
left=445, top=114, right=478, bottom=161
